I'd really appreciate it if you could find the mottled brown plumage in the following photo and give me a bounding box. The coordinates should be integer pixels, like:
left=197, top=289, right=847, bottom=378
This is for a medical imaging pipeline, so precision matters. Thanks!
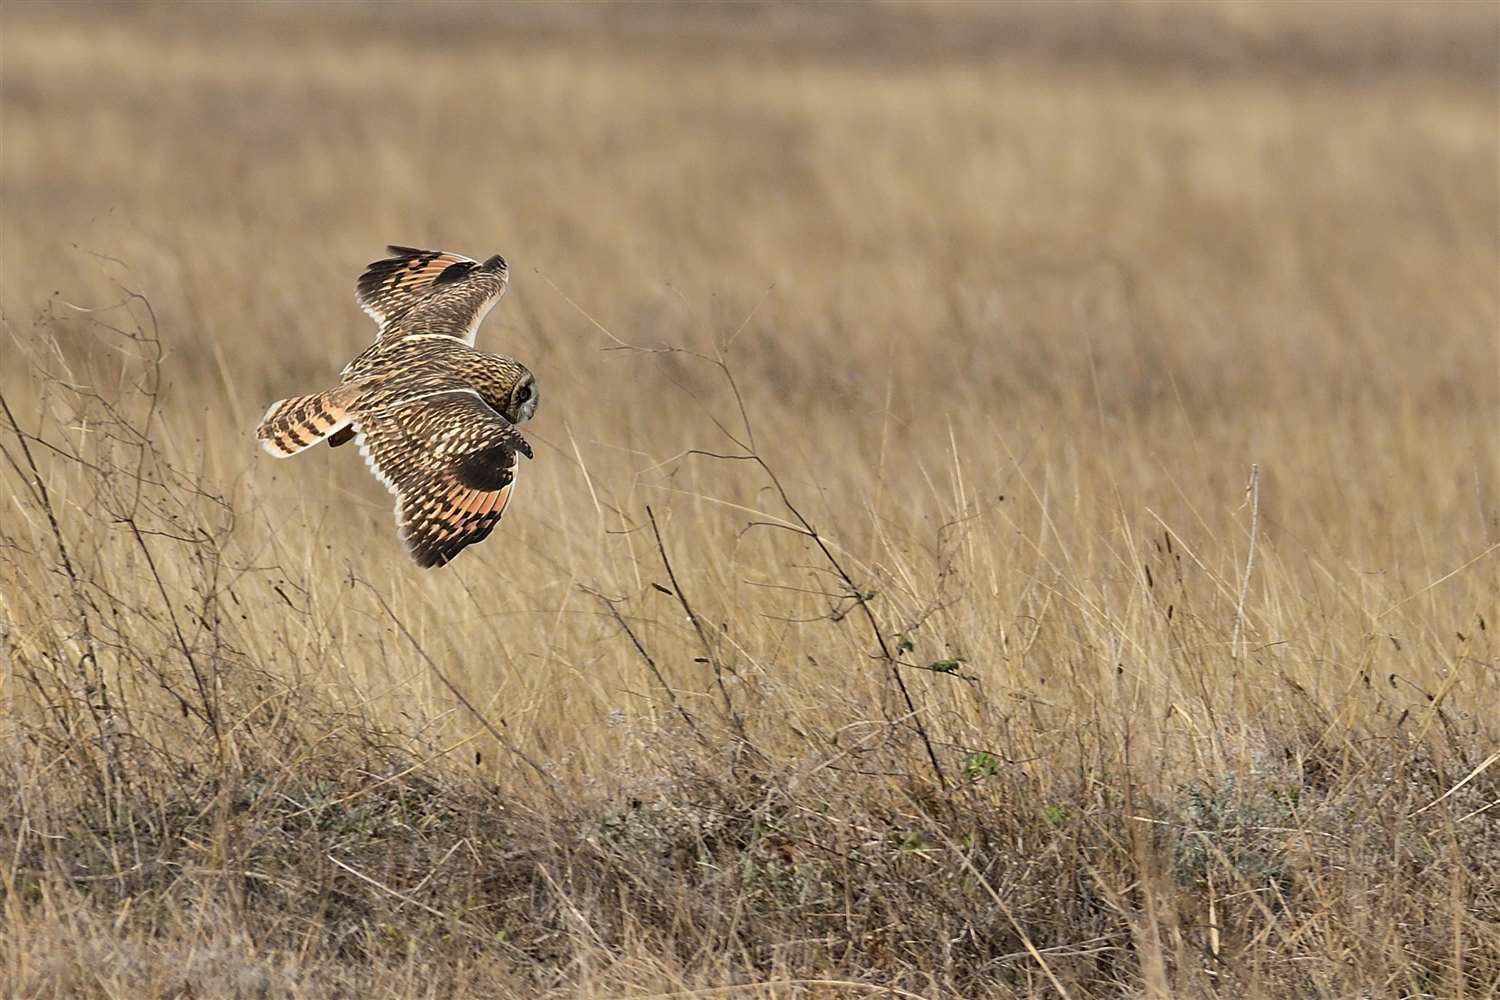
left=256, top=246, right=538, bottom=568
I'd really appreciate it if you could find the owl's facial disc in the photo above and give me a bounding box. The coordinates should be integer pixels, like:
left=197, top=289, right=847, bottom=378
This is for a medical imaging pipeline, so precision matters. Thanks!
left=511, top=375, right=539, bottom=423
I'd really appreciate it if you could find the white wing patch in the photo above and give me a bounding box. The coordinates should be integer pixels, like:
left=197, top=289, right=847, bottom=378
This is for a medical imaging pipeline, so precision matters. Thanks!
left=354, top=423, right=397, bottom=496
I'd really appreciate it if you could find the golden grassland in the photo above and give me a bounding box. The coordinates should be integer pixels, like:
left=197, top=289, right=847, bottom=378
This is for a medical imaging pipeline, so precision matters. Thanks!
left=1, top=3, right=1497, bottom=997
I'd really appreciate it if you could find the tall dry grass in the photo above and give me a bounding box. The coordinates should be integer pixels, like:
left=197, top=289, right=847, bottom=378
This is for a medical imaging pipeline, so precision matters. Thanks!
left=2, top=3, right=1497, bottom=997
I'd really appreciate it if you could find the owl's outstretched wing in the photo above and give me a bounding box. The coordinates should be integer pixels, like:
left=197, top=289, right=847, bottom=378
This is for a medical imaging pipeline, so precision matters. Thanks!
left=354, top=390, right=532, bottom=568
left=355, top=246, right=509, bottom=346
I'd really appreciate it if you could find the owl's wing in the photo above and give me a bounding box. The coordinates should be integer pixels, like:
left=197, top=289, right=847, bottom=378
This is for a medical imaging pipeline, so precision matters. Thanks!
left=356, top=246, right=509, bottom=346
left=354, top=390, right=533, bottom=568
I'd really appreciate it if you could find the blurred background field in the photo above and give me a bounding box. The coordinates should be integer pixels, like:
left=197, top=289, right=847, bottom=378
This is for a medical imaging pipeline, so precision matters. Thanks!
left=1, top=3, right=1497, bottom=998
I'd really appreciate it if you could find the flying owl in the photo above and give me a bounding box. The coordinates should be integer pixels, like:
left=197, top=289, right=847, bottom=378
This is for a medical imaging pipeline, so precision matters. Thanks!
left=256, top=246, right=539, bottom=568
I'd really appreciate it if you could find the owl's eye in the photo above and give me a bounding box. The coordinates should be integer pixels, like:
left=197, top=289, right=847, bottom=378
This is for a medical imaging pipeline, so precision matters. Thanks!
left=517, top=383, right=532, bottom=402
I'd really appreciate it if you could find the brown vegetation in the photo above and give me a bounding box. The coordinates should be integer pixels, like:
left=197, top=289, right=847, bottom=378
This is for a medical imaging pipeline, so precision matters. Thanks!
left=1, top=3, right=1497, bottom=997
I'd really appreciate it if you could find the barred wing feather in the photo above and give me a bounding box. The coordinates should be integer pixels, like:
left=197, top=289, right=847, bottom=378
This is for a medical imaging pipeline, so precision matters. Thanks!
left=355, top=245, right=509, bottom=346
left=354, top=390, right=532, bottom=568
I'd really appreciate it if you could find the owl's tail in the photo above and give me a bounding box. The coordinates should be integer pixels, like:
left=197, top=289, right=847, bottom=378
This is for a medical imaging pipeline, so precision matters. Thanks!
left=256, top=386, right=361, bottom=457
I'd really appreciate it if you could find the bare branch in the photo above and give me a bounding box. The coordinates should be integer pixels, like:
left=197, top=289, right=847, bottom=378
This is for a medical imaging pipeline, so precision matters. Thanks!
left=645, top=506, right=745, bottom=739
left=583, top=585, right=708, bottom=746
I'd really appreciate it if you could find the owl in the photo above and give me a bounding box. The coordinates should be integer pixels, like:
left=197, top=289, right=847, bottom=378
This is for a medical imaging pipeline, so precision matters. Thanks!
left=256, top=246, right=539, bottom=567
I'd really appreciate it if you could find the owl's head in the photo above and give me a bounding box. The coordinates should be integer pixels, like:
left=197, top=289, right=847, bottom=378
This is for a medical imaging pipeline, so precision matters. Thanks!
left=504, top=368, right=539, bottom=424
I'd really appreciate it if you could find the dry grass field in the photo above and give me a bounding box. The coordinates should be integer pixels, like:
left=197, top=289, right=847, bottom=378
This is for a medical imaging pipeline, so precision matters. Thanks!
left=2, top=2, right=1498, bottom=997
